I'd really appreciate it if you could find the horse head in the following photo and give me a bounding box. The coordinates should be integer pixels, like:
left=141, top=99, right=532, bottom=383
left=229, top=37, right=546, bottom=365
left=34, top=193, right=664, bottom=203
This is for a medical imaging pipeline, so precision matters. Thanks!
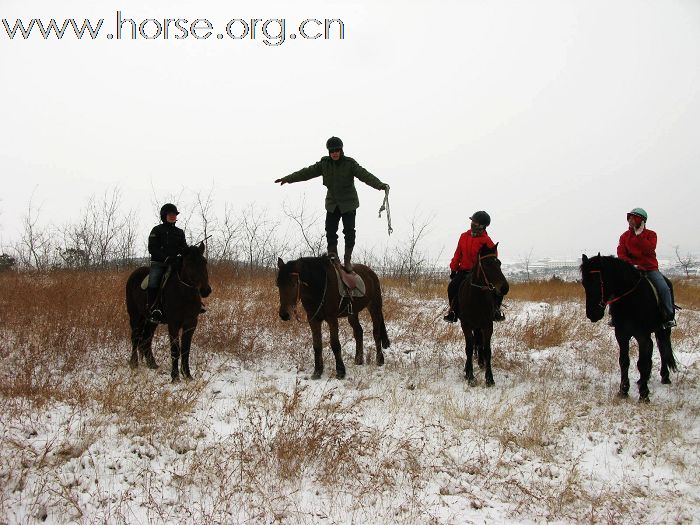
left=476, top=243, right=509, bottom=297
left=580, top=253, right=606, bottom=322
left=276, top=257, right=302, bottom=321
left=181, top=242, right=212, bottom=298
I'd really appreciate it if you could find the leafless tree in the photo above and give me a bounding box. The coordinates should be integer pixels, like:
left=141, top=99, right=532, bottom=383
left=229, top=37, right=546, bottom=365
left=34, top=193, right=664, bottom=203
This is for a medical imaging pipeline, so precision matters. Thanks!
left=240, top=204, right=286, bottom=270
left=282, top=196, right=325, bottom=257
left=674, top=246, right=696, bottom=278
left=520, top=248, right=534, bottom=281
left=393, top=212, right=434, bottom=283
left=15, top=195, right=54, bottom=270
left=210, top=202, right=243, bottom=263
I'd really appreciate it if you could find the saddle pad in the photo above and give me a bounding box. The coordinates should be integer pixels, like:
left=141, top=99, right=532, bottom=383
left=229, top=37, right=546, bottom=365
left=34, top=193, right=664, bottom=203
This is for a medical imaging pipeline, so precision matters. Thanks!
left=140, top=267, right=172, bottom=291
left=333, top=266, right=366, bottom=298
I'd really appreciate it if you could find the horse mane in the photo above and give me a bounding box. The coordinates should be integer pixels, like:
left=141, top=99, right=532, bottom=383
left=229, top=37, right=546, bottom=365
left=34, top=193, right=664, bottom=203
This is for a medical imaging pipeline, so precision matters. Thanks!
left=277, top=255, right=331, bottom=289
left=581, top=254, right=640, bottom=280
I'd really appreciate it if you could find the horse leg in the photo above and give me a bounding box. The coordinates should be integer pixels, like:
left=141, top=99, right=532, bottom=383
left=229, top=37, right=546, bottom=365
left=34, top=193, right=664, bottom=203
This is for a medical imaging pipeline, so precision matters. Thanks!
left=310, top=320, right=324, bottom=380
left=168, top=324, right=182, bottom=383
left=615, top=329, right=631, bottom=398
left=482, top=324, right=495, bottom=387
left=474, top=329, right=485, bottom=369
left=368, top=306, right=386, bottom=366
left=179, top=322, right=197, bottom=380
left=348, top=313, right=364, bottom=365
left=129, top=319, right=141, bottom=369
left=636, top=335, right=653, bottom=403
left=141, top=322, right=159, bottom=369
left=327, top=318, right=346, bottom=379
left=655, top=330, right=671, bottom=385
left=463, top=324, right=476, bottom=386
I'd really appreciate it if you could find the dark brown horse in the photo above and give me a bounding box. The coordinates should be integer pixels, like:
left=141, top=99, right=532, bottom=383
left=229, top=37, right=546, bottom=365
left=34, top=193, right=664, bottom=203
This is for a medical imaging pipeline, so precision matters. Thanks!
left=580, top=254, right=676, bottom=402
left=276, top=255, right=390, bottom=379
left=126, top=243, right=212, bottom=382
left=458, top=243, right=509, bottom=386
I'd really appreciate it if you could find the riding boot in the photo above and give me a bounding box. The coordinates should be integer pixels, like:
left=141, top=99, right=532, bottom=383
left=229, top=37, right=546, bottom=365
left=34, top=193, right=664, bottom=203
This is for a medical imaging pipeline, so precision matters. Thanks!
left=147, top=288, right=162, bottom=323
left=493, top=293, right=506, bottom=322
left=343, top=248, right=353, bottom=273
left=327, top=244, right=338, bottom=260
left=443, top=310, right=458, bottom=323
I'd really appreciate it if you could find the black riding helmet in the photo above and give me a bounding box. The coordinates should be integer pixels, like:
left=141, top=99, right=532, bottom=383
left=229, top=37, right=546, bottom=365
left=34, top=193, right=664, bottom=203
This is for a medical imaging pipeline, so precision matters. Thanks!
left=470, top=210, right=491, bottom=227
left=326, top=136, right=343, bottom=151
left=160, top=203, right=180, bottom=222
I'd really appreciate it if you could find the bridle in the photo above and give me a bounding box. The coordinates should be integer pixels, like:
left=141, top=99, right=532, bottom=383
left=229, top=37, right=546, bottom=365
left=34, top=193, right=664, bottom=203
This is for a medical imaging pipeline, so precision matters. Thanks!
left=471, top=253, right=499, bottom=291
left=288, top=270, right=328, bottom=322
left=586, top=267, right=642, bottom=308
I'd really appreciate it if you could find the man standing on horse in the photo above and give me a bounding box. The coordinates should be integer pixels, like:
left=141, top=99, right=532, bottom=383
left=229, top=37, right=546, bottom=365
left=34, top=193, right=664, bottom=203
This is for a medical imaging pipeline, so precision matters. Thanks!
left=444, top=210, right=505, bottom=323
left=617, top=207, right=675, bottom=328
left=147, top=203, right=188, bottom=323
left=275, top=136, right=389, bottom=272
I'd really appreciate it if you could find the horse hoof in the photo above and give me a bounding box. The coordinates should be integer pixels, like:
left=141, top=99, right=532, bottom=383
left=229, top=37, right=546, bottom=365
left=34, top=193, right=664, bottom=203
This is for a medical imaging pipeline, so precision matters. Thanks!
left=311, top=371, right=322, bottom=380
left=638, top=395, right=650, bottom=404
left=171, top=376, right=180, bottom=383
left=467, top=378, right=477, bottom=387
left=336, top=371, right=346, bottom=380
left=354, top=357, right=364, bottom=365
left=616, top=391, right=629, bottom=399
left=485, top=379, right=495, bottom=387
left=129, top=358, right=138, bottom=369
left=661, top=377, right=671, bottom=385
left=376, top=354, right=385, bottom=366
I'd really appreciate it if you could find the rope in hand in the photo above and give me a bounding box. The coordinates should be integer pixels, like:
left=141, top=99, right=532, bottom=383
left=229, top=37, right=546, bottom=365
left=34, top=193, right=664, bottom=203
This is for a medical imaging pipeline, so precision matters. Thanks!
left=378, top=187, right=393, bottom=235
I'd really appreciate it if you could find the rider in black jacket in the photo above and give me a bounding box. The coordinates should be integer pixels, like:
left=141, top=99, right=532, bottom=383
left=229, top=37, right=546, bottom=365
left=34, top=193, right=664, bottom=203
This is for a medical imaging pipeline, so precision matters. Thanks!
left=147, top=203, right=188, bottom=322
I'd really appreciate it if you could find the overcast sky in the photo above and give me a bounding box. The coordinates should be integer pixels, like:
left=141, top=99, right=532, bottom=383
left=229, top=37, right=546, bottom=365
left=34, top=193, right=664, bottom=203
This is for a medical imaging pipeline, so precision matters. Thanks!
left=1, top=0, right=699, bottom=264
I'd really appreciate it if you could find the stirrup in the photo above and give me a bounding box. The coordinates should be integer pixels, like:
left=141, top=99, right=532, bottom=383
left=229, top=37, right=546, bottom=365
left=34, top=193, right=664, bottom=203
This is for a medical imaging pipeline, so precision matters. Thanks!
left=494, top=309, right=506, bottom=322
left=662, top=319, right=676, bottom=329
left=443, top=311, right=458, bottom=323
left=149, top=309, right=163, bottom=324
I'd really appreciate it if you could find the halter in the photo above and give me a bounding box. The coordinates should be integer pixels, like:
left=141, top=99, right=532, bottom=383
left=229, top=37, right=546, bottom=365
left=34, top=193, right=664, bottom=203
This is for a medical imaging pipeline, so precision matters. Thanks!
left=586, top=268, right=642, bottom=308
left=288, top=271, right=328, bottom=322
left=471, top=253, right=499, bottom=291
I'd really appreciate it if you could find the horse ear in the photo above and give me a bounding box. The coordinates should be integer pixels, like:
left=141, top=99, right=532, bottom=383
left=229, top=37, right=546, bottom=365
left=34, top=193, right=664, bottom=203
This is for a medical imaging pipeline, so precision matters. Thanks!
left=494, top=242, right=499, bottom=248
left=198, top=242, right=205, bottom=254
left=582, top=254, right=588, bottom=262
left=597, top=252, right=601, bottom=257
left=277, top=257, right=285, bottom=270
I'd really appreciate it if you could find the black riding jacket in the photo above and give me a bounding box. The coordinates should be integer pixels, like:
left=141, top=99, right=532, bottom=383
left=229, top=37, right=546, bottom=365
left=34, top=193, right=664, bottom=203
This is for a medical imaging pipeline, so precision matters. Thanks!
left=148, top=222, right=187, bottom=262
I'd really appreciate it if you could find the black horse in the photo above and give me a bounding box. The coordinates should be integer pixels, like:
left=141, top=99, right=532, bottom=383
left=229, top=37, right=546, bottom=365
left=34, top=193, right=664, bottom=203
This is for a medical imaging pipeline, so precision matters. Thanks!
left=126, top=243, right=212, bottom=382
left=458, top=244, right=509, bottom=386
left=580, top=254, right=677, bottom=402
left=276, top=255, right=390, bottom=379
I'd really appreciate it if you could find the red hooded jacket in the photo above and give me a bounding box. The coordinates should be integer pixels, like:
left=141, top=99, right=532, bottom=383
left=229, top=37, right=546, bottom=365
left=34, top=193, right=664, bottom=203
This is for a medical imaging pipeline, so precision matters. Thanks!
left=617, top=228, right=658, bottom=271
left=450, top=230, right=497, bottom=272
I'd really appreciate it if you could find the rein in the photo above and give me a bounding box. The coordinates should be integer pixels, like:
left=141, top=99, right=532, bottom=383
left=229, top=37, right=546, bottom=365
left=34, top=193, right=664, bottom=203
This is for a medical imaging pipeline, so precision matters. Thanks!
left=471, top=253, right=498, bottom=291
left=289, top=270, right=328, bottom=322
left=587, top=268, right=642, bottom=307
left=378, top=188, right=393, bottom=235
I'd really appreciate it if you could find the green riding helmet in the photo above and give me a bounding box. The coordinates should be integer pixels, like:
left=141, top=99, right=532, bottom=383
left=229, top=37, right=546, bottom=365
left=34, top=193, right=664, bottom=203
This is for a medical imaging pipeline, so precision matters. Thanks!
left=627, top=207, right=648, bottom=222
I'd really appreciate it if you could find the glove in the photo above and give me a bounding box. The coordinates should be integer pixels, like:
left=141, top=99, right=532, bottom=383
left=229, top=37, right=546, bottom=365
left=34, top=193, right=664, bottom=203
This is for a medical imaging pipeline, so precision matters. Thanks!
left=382, top=183, right=390, bottom=191
left=450, top=271, right=457, bottom=279
left=275, top=178, right=287, bottom=185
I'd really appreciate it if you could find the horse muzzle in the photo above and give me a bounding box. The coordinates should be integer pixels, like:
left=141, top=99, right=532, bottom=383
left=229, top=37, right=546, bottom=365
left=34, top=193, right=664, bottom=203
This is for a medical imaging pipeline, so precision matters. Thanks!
left=279, top=309, right=291, bottom=321
left=201, top=286, right=212, bottom=298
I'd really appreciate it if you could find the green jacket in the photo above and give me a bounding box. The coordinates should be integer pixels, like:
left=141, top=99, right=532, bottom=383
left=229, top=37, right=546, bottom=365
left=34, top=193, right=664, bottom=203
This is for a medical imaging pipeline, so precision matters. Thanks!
left=282, top=156, right=385, bottom=213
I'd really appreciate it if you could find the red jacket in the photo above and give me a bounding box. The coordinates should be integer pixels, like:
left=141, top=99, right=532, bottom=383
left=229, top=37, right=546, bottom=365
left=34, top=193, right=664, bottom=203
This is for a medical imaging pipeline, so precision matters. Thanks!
left=450, top=230, right=497, bottom=272
left=617, top=228, right=658, bottom=271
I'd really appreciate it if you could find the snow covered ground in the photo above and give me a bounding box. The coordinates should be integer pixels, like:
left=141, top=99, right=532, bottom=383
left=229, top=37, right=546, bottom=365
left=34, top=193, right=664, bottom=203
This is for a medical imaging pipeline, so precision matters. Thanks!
left=1, top=288, right=699, bottom=524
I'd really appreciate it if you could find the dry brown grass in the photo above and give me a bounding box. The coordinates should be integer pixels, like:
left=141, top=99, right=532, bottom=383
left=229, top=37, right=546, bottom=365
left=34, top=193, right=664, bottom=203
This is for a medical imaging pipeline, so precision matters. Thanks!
left=1, top=267, right=698, bottom=524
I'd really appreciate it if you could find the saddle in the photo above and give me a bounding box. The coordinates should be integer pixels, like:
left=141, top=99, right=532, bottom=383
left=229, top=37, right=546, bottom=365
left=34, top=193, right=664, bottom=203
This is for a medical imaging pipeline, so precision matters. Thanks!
left=329, top=259, right=366, bottom=298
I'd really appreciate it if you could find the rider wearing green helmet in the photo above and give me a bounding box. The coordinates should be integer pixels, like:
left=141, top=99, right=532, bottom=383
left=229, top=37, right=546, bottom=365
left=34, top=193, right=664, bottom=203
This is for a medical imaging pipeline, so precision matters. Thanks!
left=617, top=207, right=676, bottom=328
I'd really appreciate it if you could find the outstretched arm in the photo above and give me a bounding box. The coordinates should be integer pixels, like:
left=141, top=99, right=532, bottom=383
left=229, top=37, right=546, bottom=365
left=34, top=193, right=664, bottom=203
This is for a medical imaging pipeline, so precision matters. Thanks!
left=275, top=161, right=323, bottom=185
left=352, top=161, right=387, bottom=190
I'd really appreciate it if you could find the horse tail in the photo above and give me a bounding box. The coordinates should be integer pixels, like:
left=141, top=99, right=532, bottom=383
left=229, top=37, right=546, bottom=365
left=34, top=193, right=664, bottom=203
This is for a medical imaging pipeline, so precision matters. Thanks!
left=369, top=269, right=390, bottom=349
left=657, top=328, right=678, bottom=373
left=380, top=313, right=390, bottom=349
